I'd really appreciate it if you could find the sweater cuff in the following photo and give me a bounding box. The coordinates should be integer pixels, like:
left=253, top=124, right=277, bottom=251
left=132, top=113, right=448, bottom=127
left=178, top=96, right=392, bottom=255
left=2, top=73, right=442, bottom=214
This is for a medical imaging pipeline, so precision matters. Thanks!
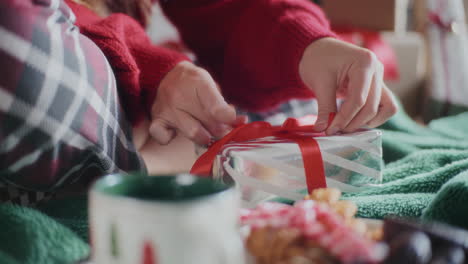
left=133, top=45, right=190, bottom=119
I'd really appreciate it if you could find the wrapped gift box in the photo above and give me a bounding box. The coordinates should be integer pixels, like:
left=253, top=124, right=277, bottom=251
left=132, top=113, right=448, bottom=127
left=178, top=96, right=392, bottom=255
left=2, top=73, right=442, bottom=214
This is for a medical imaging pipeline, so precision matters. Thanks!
left=205, top=129, right=383, bottom=208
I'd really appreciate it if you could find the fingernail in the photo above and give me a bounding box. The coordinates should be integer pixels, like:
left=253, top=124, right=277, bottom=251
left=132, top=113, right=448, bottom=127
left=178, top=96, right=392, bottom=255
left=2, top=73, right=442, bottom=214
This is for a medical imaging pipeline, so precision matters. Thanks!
left=235, top=115, right=248, bottom=125
left=327, top=126, right=340, bottom=135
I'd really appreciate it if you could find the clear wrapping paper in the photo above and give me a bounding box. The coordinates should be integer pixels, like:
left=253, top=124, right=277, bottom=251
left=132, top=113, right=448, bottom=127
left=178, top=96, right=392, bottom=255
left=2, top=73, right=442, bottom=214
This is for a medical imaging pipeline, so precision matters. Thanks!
left=211, top=130, right=383, bottom=207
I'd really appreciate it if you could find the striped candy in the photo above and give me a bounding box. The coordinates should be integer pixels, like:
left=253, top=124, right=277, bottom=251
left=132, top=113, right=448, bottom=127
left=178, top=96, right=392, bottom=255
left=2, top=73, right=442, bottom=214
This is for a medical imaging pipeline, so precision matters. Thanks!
left=241, top=201, right=382, bottom=263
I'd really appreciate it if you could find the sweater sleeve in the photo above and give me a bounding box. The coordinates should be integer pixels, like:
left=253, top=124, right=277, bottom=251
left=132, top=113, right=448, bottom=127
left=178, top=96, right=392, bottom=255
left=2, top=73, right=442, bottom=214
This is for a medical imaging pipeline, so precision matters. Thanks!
left=66, top=1, right=188, bottom=125
left=161, top=0, right=336, bottom=112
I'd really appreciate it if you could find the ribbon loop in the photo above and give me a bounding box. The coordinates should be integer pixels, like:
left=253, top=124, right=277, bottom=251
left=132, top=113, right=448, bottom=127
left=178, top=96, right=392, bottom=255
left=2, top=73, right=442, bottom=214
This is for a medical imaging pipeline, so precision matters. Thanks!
left=282, top=118, right=300, bottom=129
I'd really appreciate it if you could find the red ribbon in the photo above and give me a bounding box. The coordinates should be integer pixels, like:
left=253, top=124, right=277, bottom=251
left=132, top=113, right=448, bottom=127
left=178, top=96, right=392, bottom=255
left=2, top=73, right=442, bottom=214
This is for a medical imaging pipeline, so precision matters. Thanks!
left=190, top=114, right=335, bottom=193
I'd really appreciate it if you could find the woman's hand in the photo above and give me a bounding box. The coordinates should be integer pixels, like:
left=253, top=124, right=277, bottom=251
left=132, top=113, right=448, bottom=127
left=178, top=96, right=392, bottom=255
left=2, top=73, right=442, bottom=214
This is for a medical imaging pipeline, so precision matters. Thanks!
left=149, top=61, right=245, bottom=145
left=299, top=38, right=398, bottom=135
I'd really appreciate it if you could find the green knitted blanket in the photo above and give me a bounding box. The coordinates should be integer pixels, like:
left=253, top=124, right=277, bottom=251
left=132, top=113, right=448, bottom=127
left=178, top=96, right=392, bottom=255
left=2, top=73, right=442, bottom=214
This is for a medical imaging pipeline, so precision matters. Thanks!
left=0, top=107, right=467, bottom=264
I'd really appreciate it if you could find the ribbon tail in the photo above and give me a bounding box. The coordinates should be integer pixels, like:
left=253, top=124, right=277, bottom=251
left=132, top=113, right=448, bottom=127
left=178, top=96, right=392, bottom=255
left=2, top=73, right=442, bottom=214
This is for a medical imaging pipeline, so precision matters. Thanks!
left=190, top=154, right=215, bottom=177
left=190, top=125, right=249, bottom=177
left=190, top=139, right=230, bottom=177
left=291, top=137, right=327, bottom=192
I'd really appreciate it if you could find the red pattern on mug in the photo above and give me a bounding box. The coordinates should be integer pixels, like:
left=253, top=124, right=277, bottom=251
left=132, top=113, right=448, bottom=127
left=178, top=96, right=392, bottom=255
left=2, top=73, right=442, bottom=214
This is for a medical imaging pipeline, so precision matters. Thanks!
left=142, top=240, right=157, bottom=264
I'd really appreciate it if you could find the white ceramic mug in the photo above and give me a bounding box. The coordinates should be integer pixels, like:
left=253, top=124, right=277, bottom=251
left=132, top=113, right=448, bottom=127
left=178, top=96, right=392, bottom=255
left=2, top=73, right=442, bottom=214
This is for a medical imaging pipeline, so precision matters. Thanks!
left=89, top=173, right=245, bottom=264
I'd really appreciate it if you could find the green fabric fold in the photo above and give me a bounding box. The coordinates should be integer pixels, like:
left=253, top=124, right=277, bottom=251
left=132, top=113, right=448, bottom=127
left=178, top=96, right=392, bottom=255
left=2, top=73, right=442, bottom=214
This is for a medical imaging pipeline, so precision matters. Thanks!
left=0, top=203, right=89, bottom=264
left=344, top=109, right=468, bottom=225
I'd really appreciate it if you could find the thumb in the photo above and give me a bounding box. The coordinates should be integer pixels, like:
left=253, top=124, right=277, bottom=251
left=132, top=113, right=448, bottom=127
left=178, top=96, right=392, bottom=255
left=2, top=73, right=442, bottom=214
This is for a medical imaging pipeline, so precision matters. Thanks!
left=149, top=118, right=176, bottom=145
left=314, top=89, right=338, bottom=132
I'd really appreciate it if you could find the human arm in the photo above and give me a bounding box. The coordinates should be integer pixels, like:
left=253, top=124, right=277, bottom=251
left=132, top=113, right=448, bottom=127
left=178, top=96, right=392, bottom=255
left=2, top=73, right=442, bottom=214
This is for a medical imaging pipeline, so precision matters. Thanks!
left=67, top=1, right=243, bottom=145
left=160, top=0, right=336, bottom=112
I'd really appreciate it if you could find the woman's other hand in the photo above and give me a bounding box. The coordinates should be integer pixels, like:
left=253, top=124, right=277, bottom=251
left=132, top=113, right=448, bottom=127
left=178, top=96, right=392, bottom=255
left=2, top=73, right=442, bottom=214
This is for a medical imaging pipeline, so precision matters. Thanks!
left=149, top=61, right=245, bottom=145
left=299, top=38, right=398, bottom=135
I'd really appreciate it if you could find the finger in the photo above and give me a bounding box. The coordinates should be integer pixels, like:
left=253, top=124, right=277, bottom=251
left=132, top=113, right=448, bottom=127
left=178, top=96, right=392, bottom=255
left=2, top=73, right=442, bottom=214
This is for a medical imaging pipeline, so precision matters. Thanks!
left=313, top=81, right=338, bottom=132
left=343, top=64, right=383, bottom=132
left=197, top=74, right=236, bottom=124
left=327, top=64, right=374, bottom=135
left=208, top=123, right=231, bottom=139
left=185, top=105, right=232, bottom=139
left=234, top=115, right=249, bottom=126
left=189, top=79, right=236, bottom=136
left=209, top=101, right=237, bottom=124
left=202, top=113, right=248, bottom=138
left=149, top=118, right=176, bottom=145
left=366, top=85, right=398, bottom=128
left=175, top=110, right=212, bottom=145
left=199, top=114, right=248, bottom=140
left=190, top=110, right=230, bottom=138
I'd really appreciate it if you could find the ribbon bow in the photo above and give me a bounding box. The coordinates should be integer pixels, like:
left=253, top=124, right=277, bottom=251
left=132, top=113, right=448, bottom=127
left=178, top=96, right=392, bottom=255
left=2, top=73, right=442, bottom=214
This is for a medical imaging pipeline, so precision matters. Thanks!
left=190, top=114, right=335, bottom=193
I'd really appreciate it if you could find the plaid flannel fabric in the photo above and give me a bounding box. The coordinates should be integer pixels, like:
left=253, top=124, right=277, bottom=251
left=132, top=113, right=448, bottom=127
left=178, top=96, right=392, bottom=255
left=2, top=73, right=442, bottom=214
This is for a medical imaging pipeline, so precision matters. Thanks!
left=0, top=0, right=146, bottom=206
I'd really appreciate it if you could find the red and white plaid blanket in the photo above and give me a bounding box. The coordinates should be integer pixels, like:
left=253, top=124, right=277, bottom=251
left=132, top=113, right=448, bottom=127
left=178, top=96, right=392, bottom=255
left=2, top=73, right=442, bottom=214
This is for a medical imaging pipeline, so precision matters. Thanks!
left=0, top=0, right=146, bottom=206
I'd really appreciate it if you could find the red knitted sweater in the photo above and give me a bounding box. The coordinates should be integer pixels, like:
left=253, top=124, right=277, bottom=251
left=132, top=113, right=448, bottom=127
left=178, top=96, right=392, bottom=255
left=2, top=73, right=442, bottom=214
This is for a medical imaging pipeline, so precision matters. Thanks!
left=65, top=0, right=335, bottom=125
